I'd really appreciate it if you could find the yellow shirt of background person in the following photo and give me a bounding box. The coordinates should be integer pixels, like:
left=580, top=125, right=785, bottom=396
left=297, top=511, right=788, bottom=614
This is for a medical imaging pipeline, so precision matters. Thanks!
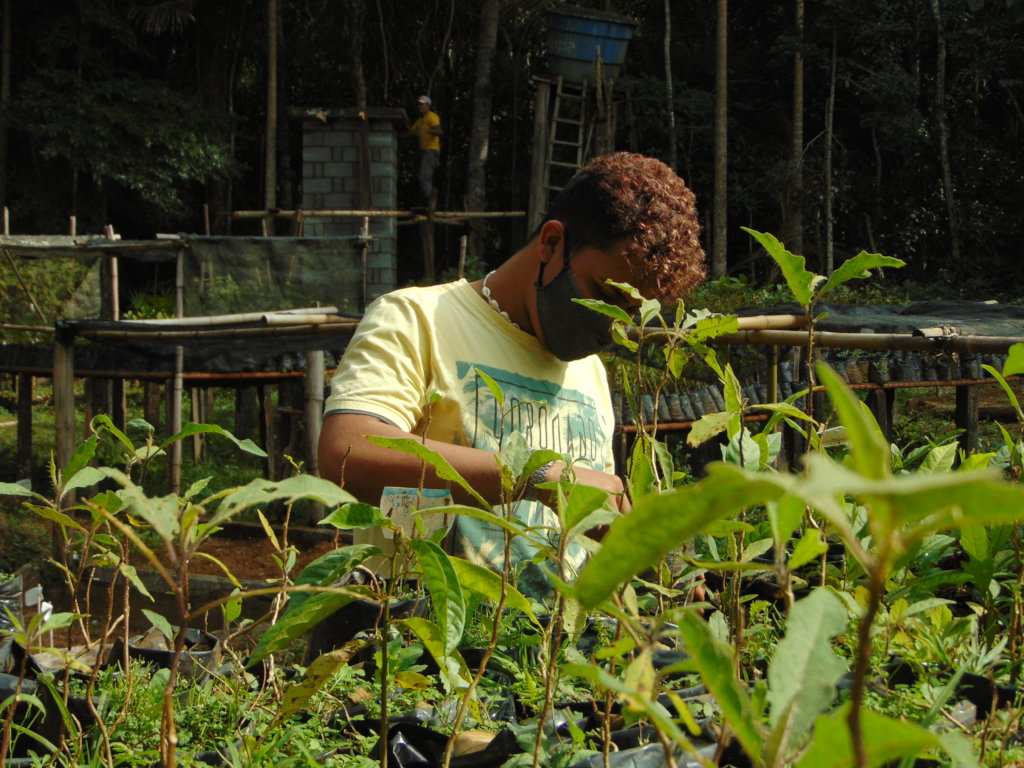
left=411, top=108, right=441, bottom=152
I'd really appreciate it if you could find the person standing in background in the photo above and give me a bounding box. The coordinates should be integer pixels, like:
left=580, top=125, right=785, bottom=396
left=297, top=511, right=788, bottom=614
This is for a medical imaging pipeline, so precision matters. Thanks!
left=409, top=95, right=442, bottom=208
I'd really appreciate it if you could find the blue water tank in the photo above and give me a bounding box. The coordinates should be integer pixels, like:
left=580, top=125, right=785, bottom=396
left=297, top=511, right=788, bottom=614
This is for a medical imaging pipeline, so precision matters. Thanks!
left=546, top=6, right=638, bottom=83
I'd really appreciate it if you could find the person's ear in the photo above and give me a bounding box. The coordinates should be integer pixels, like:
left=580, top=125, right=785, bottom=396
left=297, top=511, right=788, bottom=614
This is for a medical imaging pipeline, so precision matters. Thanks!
left=538, top=220, right=566, bottom=264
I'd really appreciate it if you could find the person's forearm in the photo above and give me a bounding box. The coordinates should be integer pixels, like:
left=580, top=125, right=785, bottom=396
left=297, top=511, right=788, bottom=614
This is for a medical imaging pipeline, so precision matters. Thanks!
left=318, top=412, right=628, bottom=513
left=319, top=412, right=517, bottom=506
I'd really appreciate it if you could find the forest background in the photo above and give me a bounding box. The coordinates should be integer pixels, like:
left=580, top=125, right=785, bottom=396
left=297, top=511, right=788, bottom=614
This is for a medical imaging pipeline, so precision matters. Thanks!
left=1, top=0, right=1023, bottom=296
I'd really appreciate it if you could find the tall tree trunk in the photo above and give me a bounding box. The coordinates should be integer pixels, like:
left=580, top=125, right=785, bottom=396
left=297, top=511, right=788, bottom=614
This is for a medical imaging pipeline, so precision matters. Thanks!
left=928, top=0, right=961, bottom=267
left=663, top=0, right=677, bottom=172
left=264, top=0, right=279, bottom=218
left=196, top=1, right=248, bottom=234
left=465, top=0, right=500, bottom=255
left=824, top=30, right=837, bottom=274
left=0, top=0, right=11, bottom=211
left=789, top=0, right=804, bottom=255
left=712, top=0, right=728, bottom=278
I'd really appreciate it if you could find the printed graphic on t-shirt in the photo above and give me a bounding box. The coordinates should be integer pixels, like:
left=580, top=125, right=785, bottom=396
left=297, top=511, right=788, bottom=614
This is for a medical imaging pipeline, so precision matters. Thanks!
left=455, top=361, right=607, bottom=467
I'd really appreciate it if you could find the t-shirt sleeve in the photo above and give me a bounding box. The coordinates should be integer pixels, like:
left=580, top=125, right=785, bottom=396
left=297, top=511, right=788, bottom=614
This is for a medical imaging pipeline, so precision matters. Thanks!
left=324, top=294, right=430, bottom=433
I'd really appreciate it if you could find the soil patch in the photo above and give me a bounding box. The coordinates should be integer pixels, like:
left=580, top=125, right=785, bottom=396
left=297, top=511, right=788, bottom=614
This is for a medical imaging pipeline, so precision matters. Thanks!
left=185, top=527, right=345, bottom=581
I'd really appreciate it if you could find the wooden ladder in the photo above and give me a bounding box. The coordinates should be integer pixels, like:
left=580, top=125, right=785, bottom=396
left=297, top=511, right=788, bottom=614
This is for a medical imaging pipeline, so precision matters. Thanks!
left=542, top=78, right=589, bottom=211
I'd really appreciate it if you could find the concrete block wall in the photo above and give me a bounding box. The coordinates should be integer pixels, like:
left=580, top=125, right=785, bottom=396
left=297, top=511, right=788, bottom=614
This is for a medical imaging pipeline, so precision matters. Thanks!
left=300, top=116, right=399, bottom=299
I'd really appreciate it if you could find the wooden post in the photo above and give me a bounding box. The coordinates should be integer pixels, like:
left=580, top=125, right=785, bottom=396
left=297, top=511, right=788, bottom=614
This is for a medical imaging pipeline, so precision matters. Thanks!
left=458, top=235, right=467, bottom=279
left=53, top=335, right=75, bottom=474
left=867, top=388, right=895, bottom=443
left=16, top=372, right=32, bottom=480
left=419, top=218, right=435, bottom=282
left=305, top=350, right=325, bottom=521
left=955, top=383, right=979, bottom=456
left=260, top=384, right=278, bottom=481
left=527, top=78, right=551, bottom=236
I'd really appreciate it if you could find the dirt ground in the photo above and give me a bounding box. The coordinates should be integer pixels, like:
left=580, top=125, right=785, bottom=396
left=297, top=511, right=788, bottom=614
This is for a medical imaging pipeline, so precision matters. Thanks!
left=161, top=524, right=347, bottom=581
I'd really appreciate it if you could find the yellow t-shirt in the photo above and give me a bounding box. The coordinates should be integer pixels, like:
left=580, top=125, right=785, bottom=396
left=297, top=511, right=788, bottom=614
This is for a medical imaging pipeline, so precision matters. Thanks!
left=324, top=279, right=615, bottom=592
left=411, top=110, right=441, bottom=152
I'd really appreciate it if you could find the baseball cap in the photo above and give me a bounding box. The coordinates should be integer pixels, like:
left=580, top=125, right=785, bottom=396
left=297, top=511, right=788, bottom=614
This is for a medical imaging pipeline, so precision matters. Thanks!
left=418, top=95, right=431, bottom=105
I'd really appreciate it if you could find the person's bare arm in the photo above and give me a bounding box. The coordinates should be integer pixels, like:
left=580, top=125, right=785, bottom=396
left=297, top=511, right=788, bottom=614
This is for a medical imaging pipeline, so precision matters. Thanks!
left=318, top=411, right=627, bottom=511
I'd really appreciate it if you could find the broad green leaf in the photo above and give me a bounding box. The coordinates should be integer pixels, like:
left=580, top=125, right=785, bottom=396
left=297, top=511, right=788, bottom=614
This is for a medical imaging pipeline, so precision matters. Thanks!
left=141, top=609, right=175, bottom=642
left=561, top=482, right=615, bottom=535
left=621, top=647, right=657, bottom=706
left=409, top=538, right=465, bottom=654
left=211, top=475, right=356, bottom=526
left=221, top=588, right=242, bottom=625
left=474, top=367, right=506, bottom=409
left=982, top=364, right=1023, bottom=421
left=722, top=426, right=762, bottom=469
left=318, top=502, right=390, bottom=530
left=788, top=530, right=828, bottom=570
left=433, top=504, right=532, bottom=542
left=919, top=442, right=958, bottom=474
left=687, top=411, right=733, bottom=447
left=767, top=589, right=848, bottom=750
left=960, top=525, right=989, bottom=562
left=63, top=466, right=106, bottom=494
left=743, top=228, right=820, bottom=307
left=573, top=297, right=634, bottom=324
left=448, top=558, right=539, bottom=626
left=64, top=434, right=99, bottom=480
left=575, top=464, right=790, bottom=608
left=366, top=436, right=488, bottom=507
left=799, top=454, right=1024, bottom=538
left=796, top=704, right=977, bottom=768
left=289, top=544, right=382, bottom=614
left=23, top=503, right=86, bottom=532
left=397, top=616, right=472, bottom=691
left=818, top=251, right=905, bottom=299
left=119, top=564, right=154, bottom=601
left=1003, top=343, right=1024, bottom=377
left=676, top=612, right=764, bottom=759
left=0, top=481, right=34, bottom=498
left=769, top=495, right=806, bottom=552
left=723, top=365, right=744, bottom=414
left=817, top=363, right=889, bottom=480
left=393, top=670, right=433, bottom=690
left=248, top=589, right=362, bottom=664
left=161, top=421, right=267, bottom=457
left=279, top=641, right=368, bottom=720
left=101, top=468, right=181, bottom=543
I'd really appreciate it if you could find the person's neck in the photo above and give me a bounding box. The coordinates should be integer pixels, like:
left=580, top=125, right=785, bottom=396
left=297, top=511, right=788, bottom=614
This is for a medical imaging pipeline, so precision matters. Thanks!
left=473, top=248, right=535, bottom=336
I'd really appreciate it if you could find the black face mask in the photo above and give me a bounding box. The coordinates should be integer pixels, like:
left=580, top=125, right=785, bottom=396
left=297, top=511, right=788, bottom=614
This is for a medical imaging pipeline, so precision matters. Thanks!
left=534, top=232, right=614, bottom=361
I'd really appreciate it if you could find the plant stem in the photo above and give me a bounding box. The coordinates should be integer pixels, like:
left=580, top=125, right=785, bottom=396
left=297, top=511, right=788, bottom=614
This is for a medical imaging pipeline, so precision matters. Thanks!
left=847, top=547, right=886, bottom=768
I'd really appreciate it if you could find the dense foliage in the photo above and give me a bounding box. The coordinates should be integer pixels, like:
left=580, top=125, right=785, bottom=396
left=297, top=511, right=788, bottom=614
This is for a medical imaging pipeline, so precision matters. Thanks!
left=3, top=0, right=1024, bottom=294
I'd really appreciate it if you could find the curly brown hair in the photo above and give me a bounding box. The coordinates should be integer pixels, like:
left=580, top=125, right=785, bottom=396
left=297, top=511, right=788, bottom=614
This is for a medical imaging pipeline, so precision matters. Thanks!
left=540, top=152, right=706, bottom=303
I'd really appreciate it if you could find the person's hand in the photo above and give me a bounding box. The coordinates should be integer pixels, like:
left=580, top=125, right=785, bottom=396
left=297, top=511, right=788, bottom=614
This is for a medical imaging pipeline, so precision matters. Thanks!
left=538, top=463, right=629, bottom=541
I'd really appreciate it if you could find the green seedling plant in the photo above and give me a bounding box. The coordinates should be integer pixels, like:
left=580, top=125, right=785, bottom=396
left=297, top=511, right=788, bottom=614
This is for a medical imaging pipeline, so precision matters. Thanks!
left=0, top=416, right=360, bottom=768
left=571, top=359, right=1024, bottom=767
left=743, top=227, right=905, bottom=425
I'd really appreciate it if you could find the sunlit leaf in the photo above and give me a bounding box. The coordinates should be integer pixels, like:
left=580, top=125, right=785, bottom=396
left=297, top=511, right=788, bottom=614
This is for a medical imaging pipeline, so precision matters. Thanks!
left=409, top=538, right=465, bottom=654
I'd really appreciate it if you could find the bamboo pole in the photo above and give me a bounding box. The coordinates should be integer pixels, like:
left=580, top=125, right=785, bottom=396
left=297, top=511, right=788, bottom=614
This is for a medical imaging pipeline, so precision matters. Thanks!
left=116, top=306, right=345, bottom=326
left=2, top=247, right=47, bottom=323
left=168, top=248, right=185, bottom=494
left=80, top=322, right=360, bottom=342
left=231, top=209, right=525, bottom=220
